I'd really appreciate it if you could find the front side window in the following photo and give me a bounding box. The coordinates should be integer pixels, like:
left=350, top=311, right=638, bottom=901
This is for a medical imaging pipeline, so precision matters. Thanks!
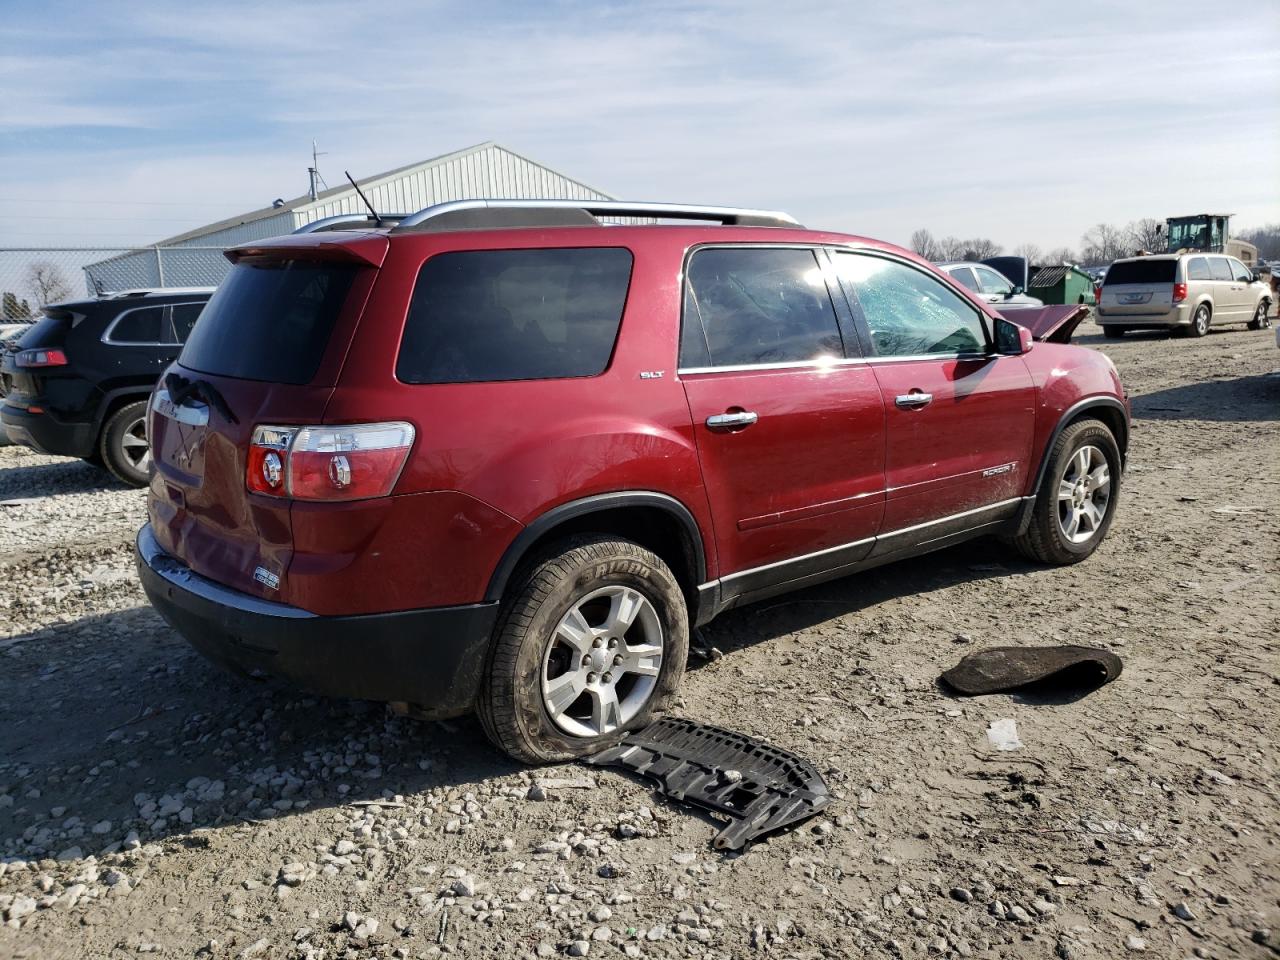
left=975, top=267, right=1013, bottom=296
left=108, top=306, right=165, bottom=343
left=1186, top=257, right=1210, bottom=281
left=397, top=247, right=633, bottom=384
left=680, top=247, right=843, bottom=368
left=835, top=253, right=987, bottom=358
left=1229, top=258, right=1253, bottom=282
left=1208, top=258, right=1232, bottom=281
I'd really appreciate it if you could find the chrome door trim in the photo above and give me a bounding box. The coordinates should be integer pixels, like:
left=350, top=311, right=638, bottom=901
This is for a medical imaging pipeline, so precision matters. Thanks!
left=151, top=388, right=210, bottom=427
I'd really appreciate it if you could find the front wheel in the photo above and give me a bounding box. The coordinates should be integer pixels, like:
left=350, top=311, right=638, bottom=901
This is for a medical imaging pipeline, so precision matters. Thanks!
left=1014, top=419, right=1121, bottom=565
left=478, top=536, right=689, bottom=763
left=1248, top=301, right=1272, bottom=330
left=99, top=400, right=151, bottom=487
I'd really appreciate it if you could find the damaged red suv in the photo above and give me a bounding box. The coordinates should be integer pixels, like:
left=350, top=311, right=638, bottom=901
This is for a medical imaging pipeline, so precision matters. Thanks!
left=136, top=200, right=1129, bottom=761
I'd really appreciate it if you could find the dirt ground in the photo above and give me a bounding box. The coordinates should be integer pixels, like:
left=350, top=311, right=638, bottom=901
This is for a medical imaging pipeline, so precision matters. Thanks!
left=1, top=320, right=1277, bottom=960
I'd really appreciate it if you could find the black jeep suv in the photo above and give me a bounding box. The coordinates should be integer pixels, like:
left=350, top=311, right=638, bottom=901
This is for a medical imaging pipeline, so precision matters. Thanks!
left=1, top=288, right=213, bottom=485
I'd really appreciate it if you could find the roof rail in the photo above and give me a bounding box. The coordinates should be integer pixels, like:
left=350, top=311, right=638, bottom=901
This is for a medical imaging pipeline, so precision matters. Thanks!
left=393, top=199, right=802, bottom=231
left=293, top=213, right=409, bottom=234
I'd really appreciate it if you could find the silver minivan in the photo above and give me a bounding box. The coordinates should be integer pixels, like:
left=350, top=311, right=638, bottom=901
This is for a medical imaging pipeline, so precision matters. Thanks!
left=1097, top=253, right=1272, bottom=338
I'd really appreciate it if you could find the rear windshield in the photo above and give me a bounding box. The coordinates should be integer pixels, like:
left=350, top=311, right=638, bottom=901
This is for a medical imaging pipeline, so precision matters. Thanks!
left=1103, top=260, right=1176, bottom=285
left=180, top=260, right=358, bottom=384
left=397, top=247, right=633, bottom=384
left=15, top=313, right=68, bottom=348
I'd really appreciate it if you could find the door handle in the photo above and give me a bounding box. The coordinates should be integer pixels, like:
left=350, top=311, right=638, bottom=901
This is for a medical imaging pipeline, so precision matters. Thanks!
left=895, top=392, right=933, bottom=409
left=706, top=411, right=759, bottom=430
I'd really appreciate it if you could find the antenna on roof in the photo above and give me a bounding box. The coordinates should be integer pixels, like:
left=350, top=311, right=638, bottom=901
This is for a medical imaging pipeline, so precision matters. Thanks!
left=345, top=171, right=382, bottom=226
left=308, top=140, right=329, bottom=201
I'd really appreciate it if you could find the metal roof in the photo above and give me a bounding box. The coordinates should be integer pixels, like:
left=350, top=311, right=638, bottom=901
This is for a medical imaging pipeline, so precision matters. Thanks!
left=150, top=142, right=617, bottom=246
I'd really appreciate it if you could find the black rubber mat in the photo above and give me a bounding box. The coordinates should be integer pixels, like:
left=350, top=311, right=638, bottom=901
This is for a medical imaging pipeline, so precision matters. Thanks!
left=586, top=717, right=831, bottom=850
left=941, top=645, right=1123, bottom=696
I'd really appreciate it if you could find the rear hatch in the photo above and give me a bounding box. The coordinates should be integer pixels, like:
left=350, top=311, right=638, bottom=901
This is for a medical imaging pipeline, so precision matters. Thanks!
left=147, top=235, right=386, bottom=600
left=0, top=309, right=74, bottom=401
left=1100, top=259, right=1177, bottom=316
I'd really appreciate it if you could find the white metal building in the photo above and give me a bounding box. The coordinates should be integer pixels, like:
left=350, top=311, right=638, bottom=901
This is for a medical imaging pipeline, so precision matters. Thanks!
left=86, top=142, right=615, bottom=291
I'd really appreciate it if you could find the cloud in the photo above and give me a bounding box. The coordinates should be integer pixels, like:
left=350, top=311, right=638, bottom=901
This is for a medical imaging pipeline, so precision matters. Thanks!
left=1, top=0, right=1276, bottom=250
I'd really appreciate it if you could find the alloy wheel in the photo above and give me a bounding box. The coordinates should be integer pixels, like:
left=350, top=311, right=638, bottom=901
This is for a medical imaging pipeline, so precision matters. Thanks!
left=121, top=416, right=150, bottom=471
left=540, top=585, right=664, bottom=738
left=1056, top=444, right=1111, bottom=544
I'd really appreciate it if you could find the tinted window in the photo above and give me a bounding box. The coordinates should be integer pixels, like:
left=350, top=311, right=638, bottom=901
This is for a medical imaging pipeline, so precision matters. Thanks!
left=397, top=248, right=632, bottom=384
left=681, top=248, right=843, bottom=368
left=1103, top=260, right=1176, bottom=285
left=975, top=267, right=1012, bottom=295
left=1208, top=258, right=1232, bottom=281
left=108, top=306, right=165, bottom=343
left=949, top=267, right=980, bottom=291
left=181, top=261, right=358, bottom=384
left=836, top=253, right=987, bottom=357
left=169, top=302, right=204, bottom=343
left=1187, top=257, right=1210, bottom=281
left=1229, top=259, right=1253, bottom=282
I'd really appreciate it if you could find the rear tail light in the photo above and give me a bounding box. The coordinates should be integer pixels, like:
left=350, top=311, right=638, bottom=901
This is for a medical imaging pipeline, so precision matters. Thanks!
left=15, top=348, right=68, bottom=368
left=247, top=422, right=415, bottom=502
left=1172, top=282, right=1188, bottom=304
left=1093, top=284, right=1102, bottom=304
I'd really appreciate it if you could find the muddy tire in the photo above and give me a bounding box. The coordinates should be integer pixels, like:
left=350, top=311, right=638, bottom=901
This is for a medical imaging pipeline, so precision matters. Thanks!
left=1014, top=419, right=1121, bottom=566
left=99, top=400, right=151, bottom=487
left=477, top=536, right=689, bottom=763
left=1188, top=303, right=1211, bottom=338
left=1248, top=301, right=1271, bottom=330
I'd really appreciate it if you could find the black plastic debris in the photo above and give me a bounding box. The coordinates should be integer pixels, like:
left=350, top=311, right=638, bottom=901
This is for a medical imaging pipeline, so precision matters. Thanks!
left=941, top=645, right=1123, bottom=696
left=586, top=717, right=831, bottom=850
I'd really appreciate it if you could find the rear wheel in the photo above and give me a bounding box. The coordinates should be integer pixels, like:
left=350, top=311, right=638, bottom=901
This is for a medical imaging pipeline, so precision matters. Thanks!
left=1248, top=301, right=1272, bottom=330
left=99, top=400, right=151, bottom=487
left=478, top=536, right=689, bottom=763
left=1014, top=419, right=1120, bottom=565
left=1102, top=326, right=1126, bottom=339
left=1188, top=303, right=1211, bottom=338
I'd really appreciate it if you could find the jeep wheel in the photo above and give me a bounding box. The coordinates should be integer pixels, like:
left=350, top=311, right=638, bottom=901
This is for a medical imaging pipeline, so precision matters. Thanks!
left=1248, top=301, right=1272, bottom=330
left=478, top=536, right=689, bottom=763
left=1189, top=303, right=1211, bottom=338
left=1014, top=419, right=1121, bottom=565
left=100, top=400, right=151, bottom=487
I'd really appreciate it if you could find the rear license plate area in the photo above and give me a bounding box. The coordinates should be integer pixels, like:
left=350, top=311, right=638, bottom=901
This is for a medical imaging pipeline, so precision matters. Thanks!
left=151, top=388, right=209, bottom=481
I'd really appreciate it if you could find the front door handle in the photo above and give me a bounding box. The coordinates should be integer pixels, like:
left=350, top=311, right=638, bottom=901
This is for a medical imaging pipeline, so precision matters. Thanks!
left=895, top=392, right=933, bottom=409
left=706, top=411, right=759, bottom=430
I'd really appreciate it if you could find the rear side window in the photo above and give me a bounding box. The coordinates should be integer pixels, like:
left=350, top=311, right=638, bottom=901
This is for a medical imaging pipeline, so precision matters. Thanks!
left=948, top=267, right=980, bottom=291
left=180, top=260, right=358, bottom=384
left=397, top=248, right=632, bottom=384
left=108, top=306, right=165, bottom=344
left=1187, top=257, right=1210, bottom=280
left=169, top=302, right=205, bottom=343
left=1208, top=258, right=1232, bottom=281
left=680, top=247, right=844, bottom=368
left=1104, top=260, right=1176, bottom=285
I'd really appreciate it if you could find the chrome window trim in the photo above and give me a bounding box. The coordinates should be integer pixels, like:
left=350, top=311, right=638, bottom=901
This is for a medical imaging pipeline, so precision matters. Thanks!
left=677, top=351, right=990, bottom=376
left=101, top=301, right=209, bottom=347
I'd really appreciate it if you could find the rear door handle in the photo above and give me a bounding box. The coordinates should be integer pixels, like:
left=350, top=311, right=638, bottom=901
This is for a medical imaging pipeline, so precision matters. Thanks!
left=706, top=411, right=759, bottom=430
left=895, top=392, right=933, bottom=409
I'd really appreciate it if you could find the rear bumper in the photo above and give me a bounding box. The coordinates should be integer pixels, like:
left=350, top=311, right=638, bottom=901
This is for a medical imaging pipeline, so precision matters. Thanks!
left=1096, top=304, right=1188, bottom=327
left=0, top=402, right=96, bottom=458
left=135, top=523, right=499, bottom=717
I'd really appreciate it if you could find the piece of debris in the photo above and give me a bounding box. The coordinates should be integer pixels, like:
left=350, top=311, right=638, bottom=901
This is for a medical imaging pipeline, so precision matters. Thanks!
left=986, top=718, right=1023, bottom=751
left=941, top=645, right=1123, bottom=696
left=586, top=717, right=831, bottom=850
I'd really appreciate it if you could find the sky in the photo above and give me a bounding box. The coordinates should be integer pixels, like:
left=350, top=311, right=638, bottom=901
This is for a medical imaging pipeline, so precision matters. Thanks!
left=1, top=0, right=1278, bottom=253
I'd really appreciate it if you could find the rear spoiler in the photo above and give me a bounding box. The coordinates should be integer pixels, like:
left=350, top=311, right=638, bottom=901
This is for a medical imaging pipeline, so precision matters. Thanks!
left=998, top=304, right=1090, bottom=344
left=225, top=232, right=389, bottom=268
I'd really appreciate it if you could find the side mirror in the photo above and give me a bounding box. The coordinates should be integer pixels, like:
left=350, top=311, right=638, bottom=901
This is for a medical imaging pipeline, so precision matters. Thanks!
left=994, top=317, right=1033, bottom=355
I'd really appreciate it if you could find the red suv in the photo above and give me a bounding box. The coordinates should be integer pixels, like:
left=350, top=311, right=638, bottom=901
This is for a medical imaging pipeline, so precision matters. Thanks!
left=136, top=200, right=1129, bottom=762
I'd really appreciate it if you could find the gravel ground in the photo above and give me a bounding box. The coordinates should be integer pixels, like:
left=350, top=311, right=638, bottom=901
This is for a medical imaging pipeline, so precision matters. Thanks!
left=1, top=322, right=1277, bottom=960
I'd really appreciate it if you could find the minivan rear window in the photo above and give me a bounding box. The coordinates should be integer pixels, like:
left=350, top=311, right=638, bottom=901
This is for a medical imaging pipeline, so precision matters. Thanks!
left=1103, top=260, right=1176, bottom=285
left=397, top=248, right=633, bottom=384
left=179, top=260, right=358, bottom=384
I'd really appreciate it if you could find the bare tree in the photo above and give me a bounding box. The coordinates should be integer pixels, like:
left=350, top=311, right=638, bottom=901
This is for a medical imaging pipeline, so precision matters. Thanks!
left=1125, top=218, right=1165, bottom=255
left=961, top=237, right=1002, bottom=261
left=937, top=236, right=968, bottom=260
left=1012, top=243, right=1042, bottom=264
left=1236, top=223, right=1280, bottom=260
left=25, top=261, right=73, bottom=306
left=1043, top=246, right=1077, bottom=265
left=910, top=228, right=941, bottom=262
left=1079, top=223, right=1127, bottom=265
